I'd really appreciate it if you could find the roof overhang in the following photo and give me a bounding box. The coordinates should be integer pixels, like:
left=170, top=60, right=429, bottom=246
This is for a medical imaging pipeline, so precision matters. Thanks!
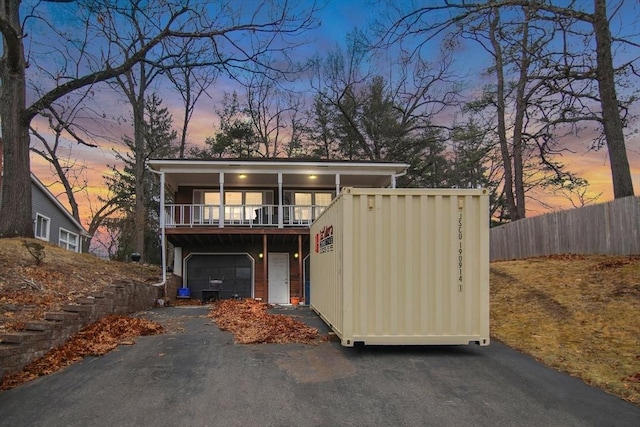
left=147, top=159, right=409, bottom=191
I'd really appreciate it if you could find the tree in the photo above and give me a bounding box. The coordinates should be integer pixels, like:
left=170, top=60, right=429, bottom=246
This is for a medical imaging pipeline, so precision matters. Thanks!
left=306, top=94, right=340, bottom=159
left=380, top=0, right=636, bottom=204
left=449, top=118, right=506, bottom=220
left=309, top=29, right=462, bottom=170
left=244, top=72, right=309, bottom=158
left=0, top=0, right=318, bottom=238
left=104, top=93, right=178, bottom=264
left=190, top=91, right=263, bottom=159
left=29, top=104, right=97, bottom=222
left=165, top=45, right=217, bottom=158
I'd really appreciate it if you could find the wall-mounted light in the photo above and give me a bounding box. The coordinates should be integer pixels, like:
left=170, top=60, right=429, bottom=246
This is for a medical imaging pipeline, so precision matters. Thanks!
left=239, top=174, right=247, bottom=179
left=294, top=252, right=299, bottom=259
left=258, top=252, right=264, bottom=259
left=309, top=175, right=317, bottom=180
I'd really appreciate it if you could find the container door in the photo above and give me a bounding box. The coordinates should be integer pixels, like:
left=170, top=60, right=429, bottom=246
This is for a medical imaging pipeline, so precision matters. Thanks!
left=268, top=252, right=290, bottom=304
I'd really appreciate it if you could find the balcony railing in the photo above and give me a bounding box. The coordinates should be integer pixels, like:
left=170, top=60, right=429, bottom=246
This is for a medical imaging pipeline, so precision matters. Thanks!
left=165, top=204, right=326, bottom=228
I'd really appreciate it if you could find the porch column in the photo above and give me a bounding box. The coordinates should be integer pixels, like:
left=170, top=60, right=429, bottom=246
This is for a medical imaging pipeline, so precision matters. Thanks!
left=262, top=234, right=268, bottom=300
left=297, top=234, right=303, bottom=300
left=391, top=174, right=396, bottom=188
left=335, top=174, right=341, bottom=196
left=277, top=172, right=283, bottom=228
left=218, top=172, right=224, bottom=228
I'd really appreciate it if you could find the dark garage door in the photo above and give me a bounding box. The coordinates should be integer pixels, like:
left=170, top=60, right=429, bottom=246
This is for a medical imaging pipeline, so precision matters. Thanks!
left=186, top=254, right=253, bottom=300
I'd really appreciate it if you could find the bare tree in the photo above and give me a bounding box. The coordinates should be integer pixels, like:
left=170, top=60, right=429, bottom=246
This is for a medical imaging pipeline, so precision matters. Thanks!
left=244, top=71, right=309, bottom=158
left=379, top=0, right=636, bottom=204
left=310, top=32, right=461, bottom=171
left=0, top=0, right=319, bottom=238
left=166, top=45, right=217, bottom=158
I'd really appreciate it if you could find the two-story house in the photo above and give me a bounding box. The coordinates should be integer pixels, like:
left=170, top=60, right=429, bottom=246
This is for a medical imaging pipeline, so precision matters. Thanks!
left=148, top=159, right=409, bottom=304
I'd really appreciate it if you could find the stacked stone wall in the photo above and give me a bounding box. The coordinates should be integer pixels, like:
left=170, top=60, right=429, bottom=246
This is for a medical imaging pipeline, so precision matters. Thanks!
left=0, top=280, right=163, bottom=381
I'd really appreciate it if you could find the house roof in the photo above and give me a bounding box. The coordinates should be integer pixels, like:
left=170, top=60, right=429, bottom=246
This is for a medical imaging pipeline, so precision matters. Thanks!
left=147, top=159, right=409, bottom=190
left=31, top=174, right=92, bottom=238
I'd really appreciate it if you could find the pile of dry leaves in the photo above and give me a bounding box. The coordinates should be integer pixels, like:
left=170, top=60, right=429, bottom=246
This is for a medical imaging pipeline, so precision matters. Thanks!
left=0, top=315, right=164, bottom=391
left=208, top=299, right=320, bottom=344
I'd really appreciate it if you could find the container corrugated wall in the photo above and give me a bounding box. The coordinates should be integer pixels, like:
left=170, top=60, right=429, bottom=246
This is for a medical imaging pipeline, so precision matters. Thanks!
left=310, top=188, right=490, bottom=347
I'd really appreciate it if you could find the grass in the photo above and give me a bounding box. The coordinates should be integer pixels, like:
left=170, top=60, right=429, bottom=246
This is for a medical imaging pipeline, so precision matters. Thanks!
left=490, top=254, right=640, bottom=404
left=0, top=238, right=638, bottom=404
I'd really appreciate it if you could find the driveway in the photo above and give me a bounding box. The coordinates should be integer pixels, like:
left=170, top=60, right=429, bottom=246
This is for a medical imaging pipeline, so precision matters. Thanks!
left=0, top=306, right=638, bottom=427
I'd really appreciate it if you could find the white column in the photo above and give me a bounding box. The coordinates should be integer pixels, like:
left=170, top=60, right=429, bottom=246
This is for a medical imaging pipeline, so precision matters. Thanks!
left=335, top=174, right=341, bottom=195
left=159, top=171, right=166, bottom=284
left=218, top=172, right=224, bottom=228
left=391, top=174, right=396, bottom=188
left=278, top=172, right=283, bottom=228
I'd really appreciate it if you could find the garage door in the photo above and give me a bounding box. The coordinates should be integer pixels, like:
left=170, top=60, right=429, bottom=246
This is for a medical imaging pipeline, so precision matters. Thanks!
left=186, top=254, right=253, bottom=300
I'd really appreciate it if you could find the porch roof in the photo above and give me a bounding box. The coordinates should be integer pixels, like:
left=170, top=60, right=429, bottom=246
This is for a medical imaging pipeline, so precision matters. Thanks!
left=147, top=159, right=409, bottom=191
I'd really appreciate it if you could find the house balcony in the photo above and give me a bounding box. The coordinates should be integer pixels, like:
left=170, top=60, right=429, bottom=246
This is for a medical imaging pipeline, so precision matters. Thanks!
left=165, top=204, right=326, bottom=229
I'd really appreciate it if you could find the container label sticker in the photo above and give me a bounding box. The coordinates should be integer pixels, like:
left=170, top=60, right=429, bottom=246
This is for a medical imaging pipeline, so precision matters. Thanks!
left=315, top=225, right=334, bottom=253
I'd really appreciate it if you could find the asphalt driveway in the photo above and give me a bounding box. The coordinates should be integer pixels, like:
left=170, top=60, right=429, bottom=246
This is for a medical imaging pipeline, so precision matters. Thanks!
left=0, top=306, right=638, bottom=427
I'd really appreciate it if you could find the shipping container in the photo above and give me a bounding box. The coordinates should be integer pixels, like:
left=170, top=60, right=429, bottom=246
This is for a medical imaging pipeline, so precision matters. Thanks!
left=310, top=188, right=490, bottom=347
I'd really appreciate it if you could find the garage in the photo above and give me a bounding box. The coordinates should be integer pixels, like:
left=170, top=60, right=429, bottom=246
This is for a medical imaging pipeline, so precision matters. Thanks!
left=185, top=254, right=254, bottom=301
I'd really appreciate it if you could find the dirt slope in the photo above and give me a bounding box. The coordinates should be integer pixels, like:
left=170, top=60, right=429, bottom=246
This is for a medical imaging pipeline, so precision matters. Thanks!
left=491, top=254, right=640, bottom=404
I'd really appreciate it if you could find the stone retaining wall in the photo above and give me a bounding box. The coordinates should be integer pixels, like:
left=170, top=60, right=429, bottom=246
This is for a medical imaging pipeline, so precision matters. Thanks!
left=0, top=280, right=163, bottom=381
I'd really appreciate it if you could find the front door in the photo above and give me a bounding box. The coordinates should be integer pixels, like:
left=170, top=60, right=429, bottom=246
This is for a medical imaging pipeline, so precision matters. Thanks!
left=268, top=252, right=289, bottom=304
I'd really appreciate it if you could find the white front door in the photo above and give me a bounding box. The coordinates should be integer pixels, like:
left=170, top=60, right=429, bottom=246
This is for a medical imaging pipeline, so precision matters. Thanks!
left=268, top=252, right=289, bottom=304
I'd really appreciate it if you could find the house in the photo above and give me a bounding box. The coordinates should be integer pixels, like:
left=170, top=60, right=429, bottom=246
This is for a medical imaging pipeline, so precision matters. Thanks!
left=28, top=174, right=92, bottom=252
left=0, top=140, right=91, bottom=251
left=147, top=159, right=409, bottom=304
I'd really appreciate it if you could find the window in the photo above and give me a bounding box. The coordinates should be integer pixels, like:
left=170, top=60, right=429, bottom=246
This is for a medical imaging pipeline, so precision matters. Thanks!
left=34, top=214, right=50, bottom=241
left=225, top=192, right=243, bottom=222
left=292, top=192, right=333, bottom=221
left=314, top=192, right=333, bottom=218
left=193, top=190, right=269, bottom=223
left=244, top=192, right=264, bottom=220
left=294, top=193, right=313, bottom=221
left=193, top=190, right=220, bottom=223
left=59, top=228, right=80, bottom=252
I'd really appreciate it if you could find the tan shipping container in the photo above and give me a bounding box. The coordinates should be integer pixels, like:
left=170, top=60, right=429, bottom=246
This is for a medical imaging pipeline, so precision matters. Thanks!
left=310, top=188, right=490, bottom=347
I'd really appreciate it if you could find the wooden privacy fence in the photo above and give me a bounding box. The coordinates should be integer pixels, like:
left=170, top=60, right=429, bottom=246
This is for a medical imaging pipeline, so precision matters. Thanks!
left=490, top=196, right=640, bottom=261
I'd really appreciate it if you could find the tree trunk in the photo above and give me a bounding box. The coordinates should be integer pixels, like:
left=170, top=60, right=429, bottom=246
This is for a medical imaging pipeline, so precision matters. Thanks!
left=511, top=8, right=533, bottom=220
left=489, top=8, right=520, bottom=221
left=133, top=97, right=146, bottom=262
left=593, top=0, right=635, bottom=198
left=0, top=0, right=34, bottom=238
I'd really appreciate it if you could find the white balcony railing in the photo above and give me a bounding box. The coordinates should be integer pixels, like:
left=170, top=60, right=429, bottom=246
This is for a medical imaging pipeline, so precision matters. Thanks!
left=165, top=204, right=326, bottom=228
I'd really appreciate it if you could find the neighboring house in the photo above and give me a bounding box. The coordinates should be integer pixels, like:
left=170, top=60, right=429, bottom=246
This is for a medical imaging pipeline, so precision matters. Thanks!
left=0, top=168, right=91, bottom=252
left=29, top=174, right=91, bottom=252
left=148, top=159, right=409, bottom=304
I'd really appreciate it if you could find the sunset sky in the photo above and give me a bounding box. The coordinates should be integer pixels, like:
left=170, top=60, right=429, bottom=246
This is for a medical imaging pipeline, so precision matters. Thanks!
left=25, top=0, right=640, bottom=229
